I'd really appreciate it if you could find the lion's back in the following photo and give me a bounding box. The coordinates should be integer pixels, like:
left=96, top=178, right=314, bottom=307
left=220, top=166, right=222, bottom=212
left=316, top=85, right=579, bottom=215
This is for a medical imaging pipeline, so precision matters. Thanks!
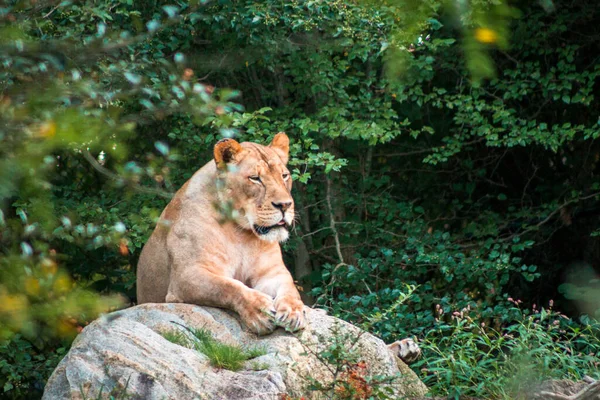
left=136, top=227, right=170, bottom=303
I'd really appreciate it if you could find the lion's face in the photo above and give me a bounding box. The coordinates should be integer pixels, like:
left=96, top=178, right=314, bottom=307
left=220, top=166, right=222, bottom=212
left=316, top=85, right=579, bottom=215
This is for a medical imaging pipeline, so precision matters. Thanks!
left=214, top=133, right=294, bottom=243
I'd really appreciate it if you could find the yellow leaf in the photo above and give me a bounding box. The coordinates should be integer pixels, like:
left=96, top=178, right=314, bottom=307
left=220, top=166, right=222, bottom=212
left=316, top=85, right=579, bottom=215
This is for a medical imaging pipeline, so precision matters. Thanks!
left=25, top=277, right=40, bottom=296
left=56, top=318, right=77, bottom=337
left=41, top=258, right=58, bottom=276
left=0, top=293, right=28, bottom=315
left=53, top=275, right=72, bottom=294
left=474, top=28, right=498, bottom=44
left=38, top=121, right=57, bottom=138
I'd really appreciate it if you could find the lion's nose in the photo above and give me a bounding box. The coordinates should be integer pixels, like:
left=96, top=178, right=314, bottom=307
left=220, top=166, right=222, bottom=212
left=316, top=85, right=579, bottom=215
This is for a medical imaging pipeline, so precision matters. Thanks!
left=272, top=201, right=292, bottom=212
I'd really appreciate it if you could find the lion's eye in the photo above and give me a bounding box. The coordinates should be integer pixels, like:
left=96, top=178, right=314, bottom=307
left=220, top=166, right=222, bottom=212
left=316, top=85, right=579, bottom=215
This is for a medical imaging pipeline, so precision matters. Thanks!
left=249, top=176, right=261, bottom=183
left=282, top=173, right=290, bottom=181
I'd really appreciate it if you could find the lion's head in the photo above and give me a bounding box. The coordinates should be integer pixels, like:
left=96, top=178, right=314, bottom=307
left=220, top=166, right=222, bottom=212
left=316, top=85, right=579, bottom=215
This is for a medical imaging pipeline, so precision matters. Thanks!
left=214, top=132, right=294, bottom=243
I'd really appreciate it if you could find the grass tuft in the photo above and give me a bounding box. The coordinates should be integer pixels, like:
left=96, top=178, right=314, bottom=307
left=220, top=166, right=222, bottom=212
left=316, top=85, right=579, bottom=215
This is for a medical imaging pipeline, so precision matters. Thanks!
left=196, top=335, right=249, bottom=371
left=164, top=322, right=268, bottom=371
left=161, top=329, right=193, bottom=348
left=248, top=361, right=270, bottom=371
left=245, top=345, right=268, bottom=359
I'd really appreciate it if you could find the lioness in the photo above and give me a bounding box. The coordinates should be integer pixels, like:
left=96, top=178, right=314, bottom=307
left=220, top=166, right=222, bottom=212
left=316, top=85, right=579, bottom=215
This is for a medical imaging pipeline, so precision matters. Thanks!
left=136, top=133, right=305, bottom=335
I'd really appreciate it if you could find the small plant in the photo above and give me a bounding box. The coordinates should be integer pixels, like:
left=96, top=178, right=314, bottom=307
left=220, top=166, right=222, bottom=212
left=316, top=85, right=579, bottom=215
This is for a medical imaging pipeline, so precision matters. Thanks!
left=165, top=322, right=267, bottom=372
left=161, top=330, right=192, bottom=348
left=333, top=361, right=372, bottom=399
left=248, top=361, right=270, bottom=371
left=296, top=323, right=398, bottom=400
left=414, top=300, right=600, bottom=399
left=245, top=345, right=269, bottom=360
left=196, top=334, right=253, bottom=371
left=79, top=375, right=133, bottom=400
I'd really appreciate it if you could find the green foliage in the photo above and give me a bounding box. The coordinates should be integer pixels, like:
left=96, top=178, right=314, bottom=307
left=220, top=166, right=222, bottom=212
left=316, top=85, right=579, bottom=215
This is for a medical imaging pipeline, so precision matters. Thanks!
left=0, top=335, right=66, bottom=398
left=370, top=0, right=518, bottom=82
left=0, top=0, right=237, bottom=342
left=165, top=323, right=266, bottom=371
left=0, top=1, right=232, bottom=396
left=415, top=303, right=600, bottom=399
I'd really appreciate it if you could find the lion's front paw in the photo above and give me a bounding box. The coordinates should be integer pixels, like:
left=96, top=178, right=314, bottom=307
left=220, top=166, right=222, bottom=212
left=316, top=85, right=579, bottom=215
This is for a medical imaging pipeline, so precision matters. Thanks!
left=274, top=295, right=306, bottom=332
left=388, top=338, right=421, bottom=364
left=239, top=290, right=276, bottom=336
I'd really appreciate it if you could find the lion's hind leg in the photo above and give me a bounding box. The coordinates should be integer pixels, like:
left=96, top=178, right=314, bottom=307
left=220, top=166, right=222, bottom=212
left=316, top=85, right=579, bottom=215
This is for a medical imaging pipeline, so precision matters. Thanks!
left=387, top=338, right=421, bottom=364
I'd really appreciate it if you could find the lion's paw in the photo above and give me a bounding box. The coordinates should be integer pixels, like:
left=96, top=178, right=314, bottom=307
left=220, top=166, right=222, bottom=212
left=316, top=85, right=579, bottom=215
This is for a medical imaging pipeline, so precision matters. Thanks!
left=274, top=295, right=306, bottom=332
left=387, top=338, right=421, bottom=364
left=239, top=290, right=276, bottom=336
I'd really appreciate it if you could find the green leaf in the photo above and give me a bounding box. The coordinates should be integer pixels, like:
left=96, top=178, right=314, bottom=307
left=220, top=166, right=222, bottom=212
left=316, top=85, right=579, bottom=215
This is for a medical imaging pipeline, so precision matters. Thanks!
left=162, top=5, right=179, bottom=18
left=154, top=141, right=169, bottom=156
left=124, top=72, right=142, bottom=85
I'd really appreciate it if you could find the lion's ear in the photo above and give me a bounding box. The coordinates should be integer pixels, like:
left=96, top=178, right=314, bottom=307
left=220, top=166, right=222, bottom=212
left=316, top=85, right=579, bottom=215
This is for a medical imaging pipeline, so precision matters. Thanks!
left=270, top=132, right=289, bottom=164
left=214, top=138, right=243, bottom=169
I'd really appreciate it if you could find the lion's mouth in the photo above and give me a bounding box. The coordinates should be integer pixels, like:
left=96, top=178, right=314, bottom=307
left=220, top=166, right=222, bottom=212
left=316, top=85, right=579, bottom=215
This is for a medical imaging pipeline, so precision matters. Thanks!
left=254, top=221, right=288, bottom=235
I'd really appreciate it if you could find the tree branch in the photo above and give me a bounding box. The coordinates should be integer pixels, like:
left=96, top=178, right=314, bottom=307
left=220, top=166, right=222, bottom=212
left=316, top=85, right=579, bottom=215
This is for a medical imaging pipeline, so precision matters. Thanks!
left=83, top=151, right=173, bottom=199
left=325, top=174, right=344, bottom=266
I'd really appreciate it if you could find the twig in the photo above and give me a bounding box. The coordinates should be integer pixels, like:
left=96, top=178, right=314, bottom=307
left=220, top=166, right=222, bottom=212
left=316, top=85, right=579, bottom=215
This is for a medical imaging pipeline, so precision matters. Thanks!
left=301, top=226, right=332, bottom=238
left=325, top=174, right=344, bottom=266
left=43, top=3, right=61, bottom=18
left=521, top=163, right=539, bottom=207
left=377, top=137, right=486, bottom=158
left=375, top=147, right=434, bottom=158
left=501, top=190, right=600, bottom=243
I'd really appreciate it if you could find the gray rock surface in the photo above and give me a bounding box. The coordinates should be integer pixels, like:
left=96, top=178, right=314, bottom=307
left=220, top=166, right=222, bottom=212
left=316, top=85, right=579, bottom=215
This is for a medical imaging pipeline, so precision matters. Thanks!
left=43, top=304, right=428, bottom=399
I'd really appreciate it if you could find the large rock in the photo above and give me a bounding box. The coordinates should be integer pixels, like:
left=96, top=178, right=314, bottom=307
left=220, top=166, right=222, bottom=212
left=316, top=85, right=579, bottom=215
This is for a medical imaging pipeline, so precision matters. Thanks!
left=43, top=304, right=428, bottom=399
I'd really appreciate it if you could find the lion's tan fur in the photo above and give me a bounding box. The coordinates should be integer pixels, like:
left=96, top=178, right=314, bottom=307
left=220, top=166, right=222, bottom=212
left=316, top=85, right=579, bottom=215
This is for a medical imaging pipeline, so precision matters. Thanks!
left=136, top=133, right=305, bottom=334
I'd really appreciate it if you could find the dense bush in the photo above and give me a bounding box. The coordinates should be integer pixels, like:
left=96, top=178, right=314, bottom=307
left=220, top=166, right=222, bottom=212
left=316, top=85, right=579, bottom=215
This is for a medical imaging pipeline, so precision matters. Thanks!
left=1, top=0, right=600, bottom=398
left=415, top=301, right=600, bottom=398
